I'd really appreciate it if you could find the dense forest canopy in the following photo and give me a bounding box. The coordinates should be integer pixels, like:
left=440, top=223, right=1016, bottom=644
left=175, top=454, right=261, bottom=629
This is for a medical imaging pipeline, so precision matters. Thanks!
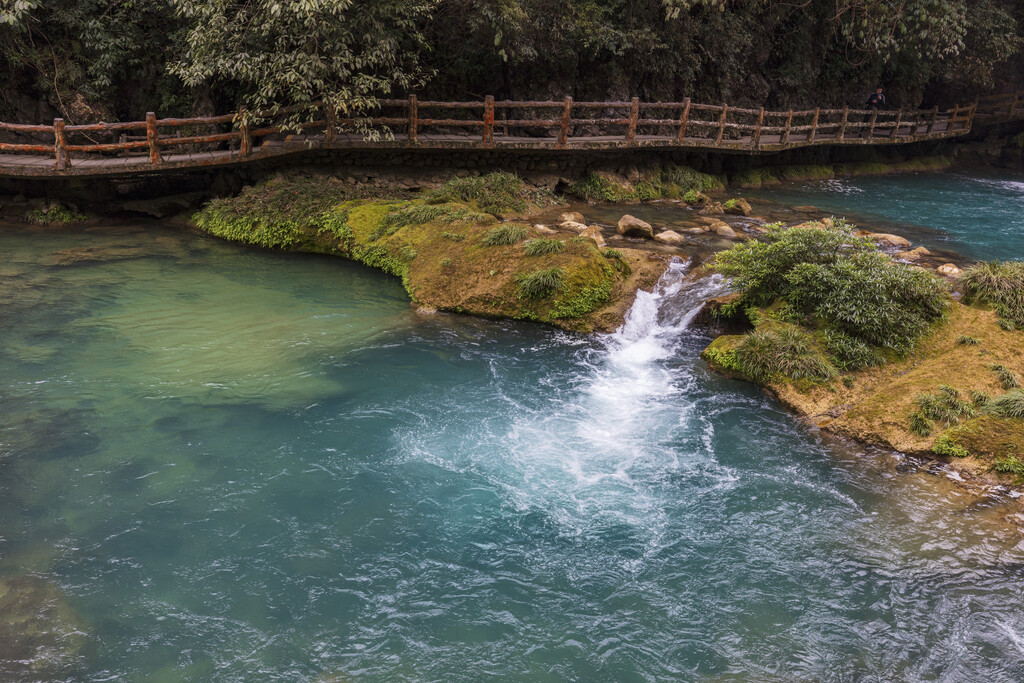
left=0, top=0, right=1021, bottom=123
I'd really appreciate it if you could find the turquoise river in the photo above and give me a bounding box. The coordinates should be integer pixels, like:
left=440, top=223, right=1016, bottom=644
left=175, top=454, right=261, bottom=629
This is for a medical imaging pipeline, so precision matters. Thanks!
left=2, top=170, right=1024, bottom=681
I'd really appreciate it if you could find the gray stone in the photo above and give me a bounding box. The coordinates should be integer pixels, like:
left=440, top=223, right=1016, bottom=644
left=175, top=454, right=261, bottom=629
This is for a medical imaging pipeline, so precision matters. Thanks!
left=616, top=214, right=654, bottom=239
left=654, top=229, right=686, bottom=245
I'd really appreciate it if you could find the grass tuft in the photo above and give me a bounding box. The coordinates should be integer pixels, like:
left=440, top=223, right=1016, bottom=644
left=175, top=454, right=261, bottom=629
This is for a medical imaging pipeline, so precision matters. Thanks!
left=425, top=172, right=559, bottom=215
left=734, top=327, right=838, bottom=383
left=481, top=224, right=528, bottom=247
left=516, top=267, right=565, bottom=299
left=913, top=386, right=976, bottom=428
left=987, top=390, right=1024, bottom=419
left=960, top=261, right=1024, bottom=330
left=908, top=411, right=933, bottom=436
left=523, top=238, right=565, bottom=256
left=990, top=364, right=1021, bottom=389
left=956, top=335, right=980, bottom=346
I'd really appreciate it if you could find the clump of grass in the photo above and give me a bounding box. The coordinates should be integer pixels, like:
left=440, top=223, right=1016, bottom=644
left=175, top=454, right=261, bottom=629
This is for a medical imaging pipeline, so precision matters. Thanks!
left=426, top=172, right=558, bottom=215
left=734, top=327, right=838, bottom=383
left=399, top=245, right=417, bottom=261
left=842, top=375, right=855, bottom=388
left=913, top=386, right=976, bottom=428
left=440, top=231, right=465, bottom=241
left=440, top=258, right=453, bottom=268
left=932, top=434, right=970, bottom=458
left=516, top=267, right=565, bottom=299
left=569, top=236, right=593, bottom=245
left=990, top=364, right=1021, bottom=389
left=601, top=248, right=623, bottom=260
left=523, top=239, right=565, bottom=256
left=374, top=203, right=493, bottom=240
left=987, top=389, right=1024, bottom=419
left=970, top=390, right=990, bottom=408
left=956, top=335, right=980, bottom=346
left=481, top=224, right=528, bottom=246
left=908, top=411, right=932, bottom=436
left=960, top=261, right=1024, bottom=330
left=823, top=329, right=885, bottom=371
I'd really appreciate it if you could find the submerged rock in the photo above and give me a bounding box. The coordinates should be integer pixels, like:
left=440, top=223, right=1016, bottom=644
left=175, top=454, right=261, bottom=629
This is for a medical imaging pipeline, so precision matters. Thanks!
left=699, top=202, right=725, bottom=216
left=895, top=246, right=932, bottom=261
left=713, top=223, right=739, bottom=239
left=558, top=211, right=585, bottom=225
left=724, top=198, right=752, bottom=216
left=0, top=575, right=87, bottom=681
left=616, top=214, right=654, bottom=239
left=40, top=245, right=148, bottom=267
left=560, top=220, right=588, bottom=232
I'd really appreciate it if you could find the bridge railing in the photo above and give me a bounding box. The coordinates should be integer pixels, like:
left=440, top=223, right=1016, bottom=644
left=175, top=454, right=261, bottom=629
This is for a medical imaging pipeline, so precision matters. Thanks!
left=0, top=91, right=1018, bottom=171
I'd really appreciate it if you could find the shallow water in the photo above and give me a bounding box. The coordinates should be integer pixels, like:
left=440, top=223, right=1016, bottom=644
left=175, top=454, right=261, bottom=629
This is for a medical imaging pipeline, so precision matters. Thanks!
left=747, top=170, right=1024, bottom=261
left=2, top=175, right=1024, bottom=681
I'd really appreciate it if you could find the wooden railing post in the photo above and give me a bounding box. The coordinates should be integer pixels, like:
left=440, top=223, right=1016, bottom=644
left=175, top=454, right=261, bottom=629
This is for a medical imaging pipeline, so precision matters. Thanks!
left=483, top=95, right=494, bottom=145
left=927, top=106, right=939, bottom=133
left=950, top=104, right=960, bottom=131
left=781, top=110, right=792, bottom=144
left=807, top=108, right=820, bottom=142
left=238, top=107, right=252, bottom=156
left=53, top=118, right=70, bottom=169
left=967, top=102, right=978, bottom=131
left=625, top=97, right=640, bottom=143
left=839, top=107, right=849, bottom=140
left=408, top=95, right=418, bottom=144
left=751, top=107, right=764, bottom=149
left=677, top=97, right=691, bottom=142
left=558, top=96, right=572, bottom=147
left=715, top=103, right=728, bottom=145
left=867, top=110, right=878, bottom=138
left=325, top=105, right=337, bottom=144
left=145, top=111, right=162, bottom=164
left=890, top=110, right=902, bottom=139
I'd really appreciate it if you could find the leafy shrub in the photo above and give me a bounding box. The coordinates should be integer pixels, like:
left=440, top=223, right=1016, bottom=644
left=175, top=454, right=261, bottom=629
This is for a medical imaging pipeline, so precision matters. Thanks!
left=481, top=224, right=528, bottom=246
left=516, top=267, right=565, bottom=299
left=956, top=335, right=980, bottom=345
left=714, top=224, right=948, bottom=356
left=566, top=173, right=628, bottom=202
left=682, top=189, right=707, bottom=205
left=523, top=238, right=565, bottom=256
left=990, top=364, right=1021, bottom=389
left=987, top=390, right=1024, bottom=419
left=734, top=327, right=838, bottom=383
left=960, top=261, right=1024, bottom=330
left=25, top=203, right=87, bottom=224
left=823, top=329, right=885, bottom=370
left=932, top=434, right=970, bottom=458
left=913, top=386, right=975, bottom=428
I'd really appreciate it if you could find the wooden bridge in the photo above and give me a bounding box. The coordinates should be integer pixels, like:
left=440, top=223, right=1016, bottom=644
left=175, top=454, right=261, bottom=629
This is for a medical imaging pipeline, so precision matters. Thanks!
left=1, top=91, right=1021, bottom=179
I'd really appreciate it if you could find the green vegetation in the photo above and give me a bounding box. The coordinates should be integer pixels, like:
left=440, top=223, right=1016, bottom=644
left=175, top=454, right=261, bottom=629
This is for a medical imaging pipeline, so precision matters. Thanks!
left=523, top=239, right=565, bottom=256
left=971, top=390, right=990, bottom=408
left=987, top=390, right=1024, bottom=419
left=956, top=335, right=980, bottom=345
left=426, top=172, right=559, bottom=216
left=566, top=166, right=722, bottom=203
left=960, top=261, right=1024, bottom=330
left=932, top=434, right=970, bottom=458
left=24, top=203, right=87, bottom=225
left=994, top=456, right=1024, bottom=479
left=908, top=411, right=933, bottom=437
left=481, top=224, right=528, bottom=247
left=516, top=268, right=565, bottom=299
left=912, top=386, right=976, bottom=431
left=734, top=327, right=838, bottom=383
left=710, top=222, right=949, bottom=382
left=990, top=364, right=1021, bottom=389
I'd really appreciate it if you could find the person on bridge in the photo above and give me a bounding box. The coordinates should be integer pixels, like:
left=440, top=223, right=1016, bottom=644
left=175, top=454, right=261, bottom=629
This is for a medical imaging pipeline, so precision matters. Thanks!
left=861, top=87, right=885, bottom=137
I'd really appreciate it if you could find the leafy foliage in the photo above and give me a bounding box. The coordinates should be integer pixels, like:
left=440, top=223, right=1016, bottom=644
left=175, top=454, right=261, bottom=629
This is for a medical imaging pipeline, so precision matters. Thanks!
left=990, top=364, right=1021, bottom=389
left=714, top=223, right=949, bottom=357
left=913, top=386, right=976, bottom=428
left=932, top=434, right=970, bottom=458
left=426, top=172, right=558, bottom=216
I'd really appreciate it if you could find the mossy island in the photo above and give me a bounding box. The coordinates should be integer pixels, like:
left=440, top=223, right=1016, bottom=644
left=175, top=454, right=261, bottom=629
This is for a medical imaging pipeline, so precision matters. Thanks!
left=701, top=222, right=1024, bottom=489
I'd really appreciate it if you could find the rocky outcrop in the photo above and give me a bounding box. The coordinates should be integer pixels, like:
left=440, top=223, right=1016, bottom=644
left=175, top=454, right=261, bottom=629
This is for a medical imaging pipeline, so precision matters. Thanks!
left=868, top=232, right=912, bottom=248
left=937, top=263, right=963, bottom=277
left=616, top=214, right=654, bottom=239
left=654, top=229, right=686, bottom=245
left=558, top=211, right=585, bottom=225
left=723, top=198, right=752, bottom=216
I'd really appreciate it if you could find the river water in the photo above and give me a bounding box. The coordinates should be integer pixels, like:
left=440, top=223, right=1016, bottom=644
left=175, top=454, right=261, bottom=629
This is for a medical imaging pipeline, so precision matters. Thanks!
left=2, top=171, right=1024, bottom=681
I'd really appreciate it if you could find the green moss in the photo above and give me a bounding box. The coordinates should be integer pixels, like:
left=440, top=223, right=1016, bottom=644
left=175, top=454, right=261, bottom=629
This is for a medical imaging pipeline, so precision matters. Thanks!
left=729, top=168, right=780, bottom=189
left=566, top=165, right=722, bottom=203
left=701, top=336, right=745, bottom=375
left=776, top=164, right=835, bottom=182
left=932, top=433, right=970, bottom=458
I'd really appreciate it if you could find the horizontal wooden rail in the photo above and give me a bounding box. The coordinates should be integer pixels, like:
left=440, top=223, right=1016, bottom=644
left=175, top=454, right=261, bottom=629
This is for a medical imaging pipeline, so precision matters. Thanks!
left=0, top=92, right=1019, bottom=175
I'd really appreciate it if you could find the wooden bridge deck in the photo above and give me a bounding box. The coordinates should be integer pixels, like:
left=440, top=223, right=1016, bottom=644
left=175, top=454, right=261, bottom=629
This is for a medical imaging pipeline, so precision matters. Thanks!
left=0, top=92, right=1019, bottom=179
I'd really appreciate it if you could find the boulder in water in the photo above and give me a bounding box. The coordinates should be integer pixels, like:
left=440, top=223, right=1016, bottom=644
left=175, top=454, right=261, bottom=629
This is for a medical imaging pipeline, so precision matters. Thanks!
left=723, top=198, right=752, bottom=216
left=616, top=214, right=654, bottom=239
left=654, top=229, right=686, bottom=245
left=580, top=225, right=606, bottom=248
left=558, top=211, right=585, bottom=225
left=869, top=232, right=912, bottom=248
left=559, top=220, right=588, bottom=232
left=699, top=202, right=725, bottom=216
left=532, top=224, right=557, bottom=236
left=713, top=223, right=739, bottom=239
left=895, top=246, right=932, bottom=262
